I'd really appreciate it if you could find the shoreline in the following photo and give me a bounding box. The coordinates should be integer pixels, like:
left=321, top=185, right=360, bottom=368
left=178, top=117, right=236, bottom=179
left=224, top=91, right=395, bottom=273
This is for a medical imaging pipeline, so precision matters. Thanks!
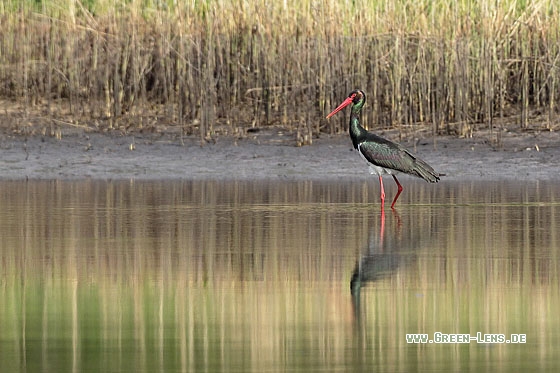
left=0, top=128, right=558, bottom=181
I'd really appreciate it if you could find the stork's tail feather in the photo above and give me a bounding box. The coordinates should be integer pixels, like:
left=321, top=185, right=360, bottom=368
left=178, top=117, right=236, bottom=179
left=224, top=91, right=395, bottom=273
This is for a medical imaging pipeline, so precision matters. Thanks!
left=413, top=159, right=441, bottom=183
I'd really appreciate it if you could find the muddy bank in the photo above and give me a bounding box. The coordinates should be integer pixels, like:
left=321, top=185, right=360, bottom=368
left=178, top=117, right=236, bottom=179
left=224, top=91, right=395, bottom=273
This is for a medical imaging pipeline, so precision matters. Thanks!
left=0, top=128, right=558, bottom=181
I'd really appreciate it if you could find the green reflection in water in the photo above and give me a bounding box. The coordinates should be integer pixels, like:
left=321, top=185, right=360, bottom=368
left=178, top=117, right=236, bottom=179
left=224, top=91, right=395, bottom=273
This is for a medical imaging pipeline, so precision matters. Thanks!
left=0, top=180, right=558, bottom=372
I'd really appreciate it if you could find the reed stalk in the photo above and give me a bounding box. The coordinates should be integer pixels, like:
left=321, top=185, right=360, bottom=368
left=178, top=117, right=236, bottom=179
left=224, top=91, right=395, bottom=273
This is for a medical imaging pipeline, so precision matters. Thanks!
left=0, top=0, right=559, bottom=141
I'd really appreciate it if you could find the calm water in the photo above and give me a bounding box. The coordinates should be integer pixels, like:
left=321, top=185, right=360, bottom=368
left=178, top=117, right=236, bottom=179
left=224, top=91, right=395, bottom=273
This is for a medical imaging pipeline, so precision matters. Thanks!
left=0, top=179, right=559, bottom=372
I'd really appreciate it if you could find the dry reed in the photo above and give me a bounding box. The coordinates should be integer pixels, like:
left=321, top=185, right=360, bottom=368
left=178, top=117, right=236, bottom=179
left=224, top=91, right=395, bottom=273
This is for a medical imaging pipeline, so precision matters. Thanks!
left=0, top=0, right=559, bottom=142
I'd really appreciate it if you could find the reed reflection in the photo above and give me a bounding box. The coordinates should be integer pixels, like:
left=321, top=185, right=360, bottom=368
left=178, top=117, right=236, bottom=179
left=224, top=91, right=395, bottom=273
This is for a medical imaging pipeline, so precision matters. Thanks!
left=0, top=180, right=559, bottom=372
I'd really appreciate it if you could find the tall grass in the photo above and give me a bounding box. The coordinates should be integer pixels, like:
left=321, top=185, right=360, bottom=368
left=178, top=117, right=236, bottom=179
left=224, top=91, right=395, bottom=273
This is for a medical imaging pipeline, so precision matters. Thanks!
left=0, top=0, right=559, bottom=142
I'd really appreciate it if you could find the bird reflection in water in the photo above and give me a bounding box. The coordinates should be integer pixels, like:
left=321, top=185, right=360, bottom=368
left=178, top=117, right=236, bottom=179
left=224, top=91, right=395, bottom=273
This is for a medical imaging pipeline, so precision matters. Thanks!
left=350, top=209, right=418, bottom=324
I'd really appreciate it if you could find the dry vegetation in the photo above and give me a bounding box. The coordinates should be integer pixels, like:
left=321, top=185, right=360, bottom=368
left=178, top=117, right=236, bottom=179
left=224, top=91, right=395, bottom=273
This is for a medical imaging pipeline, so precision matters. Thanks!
left=0, top=0, right=559, bottom=144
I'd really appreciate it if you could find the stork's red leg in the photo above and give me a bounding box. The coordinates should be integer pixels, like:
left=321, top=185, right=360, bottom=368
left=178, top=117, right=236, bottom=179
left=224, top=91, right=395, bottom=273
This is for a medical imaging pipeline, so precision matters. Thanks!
left=378, top=175, right=386, bottom=208
left=391, top=175, right=403, bottom=209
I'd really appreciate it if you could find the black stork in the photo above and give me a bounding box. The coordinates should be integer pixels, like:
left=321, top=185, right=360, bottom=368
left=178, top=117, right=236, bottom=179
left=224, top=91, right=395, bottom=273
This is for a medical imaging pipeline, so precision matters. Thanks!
left=326, top=89, right=442, bottom=209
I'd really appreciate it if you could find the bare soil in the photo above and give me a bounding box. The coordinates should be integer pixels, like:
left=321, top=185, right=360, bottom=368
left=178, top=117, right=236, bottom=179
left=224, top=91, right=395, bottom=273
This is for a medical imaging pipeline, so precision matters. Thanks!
left=0, top=124, right=558, bottom=181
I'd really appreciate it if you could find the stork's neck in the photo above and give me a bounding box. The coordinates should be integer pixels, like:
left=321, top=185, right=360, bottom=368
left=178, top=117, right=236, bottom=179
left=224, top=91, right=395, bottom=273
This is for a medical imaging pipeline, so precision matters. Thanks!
left=349, top=110, right=367, bottom=149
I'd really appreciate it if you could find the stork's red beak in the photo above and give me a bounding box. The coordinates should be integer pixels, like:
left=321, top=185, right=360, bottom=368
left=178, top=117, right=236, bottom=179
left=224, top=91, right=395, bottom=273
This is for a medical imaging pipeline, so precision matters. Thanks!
left=326, top=95, right=355, bottom=119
